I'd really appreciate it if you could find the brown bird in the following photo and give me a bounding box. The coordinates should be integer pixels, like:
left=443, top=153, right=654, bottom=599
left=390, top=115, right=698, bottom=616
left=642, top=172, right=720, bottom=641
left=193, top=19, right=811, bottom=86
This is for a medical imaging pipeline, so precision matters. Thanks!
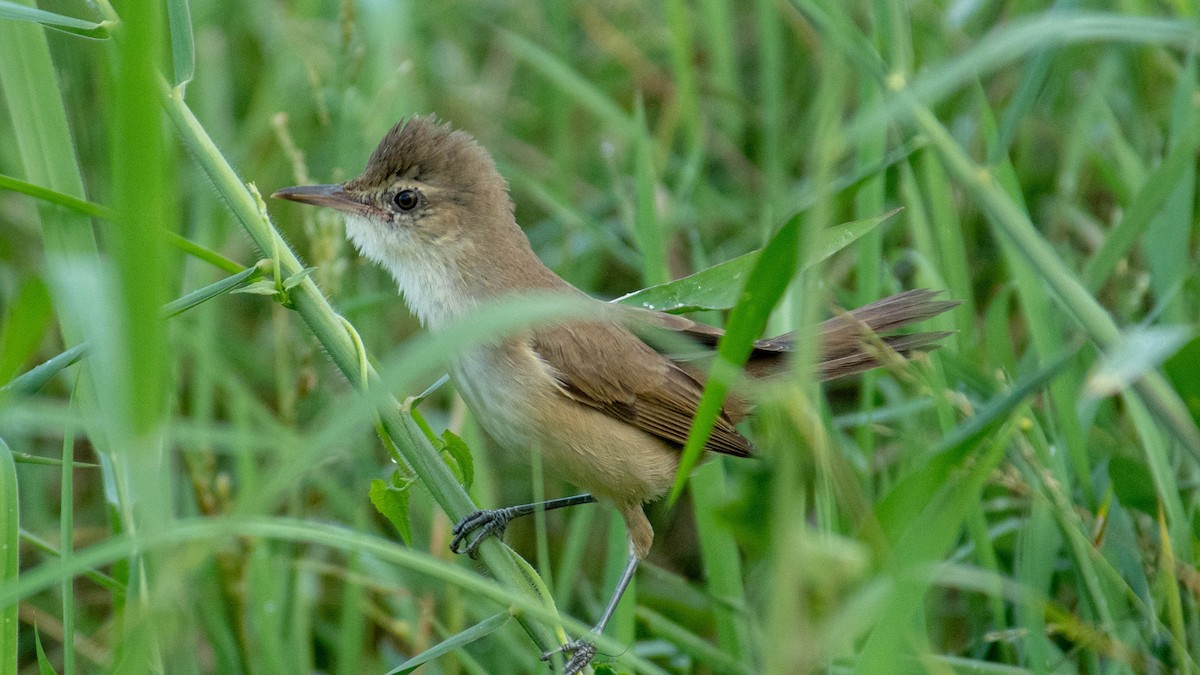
left=274, top=116, right=956, bottom=673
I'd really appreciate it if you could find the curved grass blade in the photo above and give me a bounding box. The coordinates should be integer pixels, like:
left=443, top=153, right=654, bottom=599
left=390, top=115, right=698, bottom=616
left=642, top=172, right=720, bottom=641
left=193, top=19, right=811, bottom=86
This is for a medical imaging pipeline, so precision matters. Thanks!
left=0, top=344, right=87, bottom=398
left=0, top=0, right=109, bottom=39
left=3, top=266, right=261, bottom=398
left=666, top=209, right=807, bottom=502
left=386, top=610, right=512, bottom=674
left=162, top=264, right=261, bottom=318
left=501, top=30, right=635, bottom=138
left=616, top=209, right=899, bottom=313
left=0, top=173, right=114, bottom=219
left=0, top=172, right=241, bottom=273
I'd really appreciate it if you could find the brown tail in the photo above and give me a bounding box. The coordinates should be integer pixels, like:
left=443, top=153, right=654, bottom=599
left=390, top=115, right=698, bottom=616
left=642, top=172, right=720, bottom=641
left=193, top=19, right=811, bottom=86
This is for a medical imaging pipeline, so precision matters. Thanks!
left=634, top=288, right=958, bottom=380
left=745, top=289, right=959, bottom=380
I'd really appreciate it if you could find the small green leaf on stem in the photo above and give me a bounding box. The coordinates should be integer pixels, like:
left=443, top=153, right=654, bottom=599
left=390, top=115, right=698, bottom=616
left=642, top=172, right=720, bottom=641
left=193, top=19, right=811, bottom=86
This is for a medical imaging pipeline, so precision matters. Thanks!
left=369, top=471, right=415, bottom=545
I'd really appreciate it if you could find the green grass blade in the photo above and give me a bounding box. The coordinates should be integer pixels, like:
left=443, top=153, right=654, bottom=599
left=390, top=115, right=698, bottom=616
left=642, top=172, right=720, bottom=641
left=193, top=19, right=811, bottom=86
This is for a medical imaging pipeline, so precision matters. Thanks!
left=165, top=0, right=194, bottom=88
left=631, top=97, right=668, bottom=286
left=59, top=381, right=78, bottom=675
left=162, top=265, right=262, bottom=318
left=0, top=173, right=114, bottom=219
left=615, top=210, right=898, bottom=313
left=0, top=0, right=109, bottom=39
left=667, top=209, right=806, bottom=502
left=387, top=610, right=512, bottom=674
left=0, top=439, right=18, bottom=675
left=0, top=278, right=53, bottom=384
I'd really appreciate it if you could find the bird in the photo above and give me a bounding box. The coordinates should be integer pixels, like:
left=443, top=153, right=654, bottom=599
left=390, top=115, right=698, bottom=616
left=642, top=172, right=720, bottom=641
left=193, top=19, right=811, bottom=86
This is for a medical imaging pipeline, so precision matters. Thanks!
left=273, top=115, right=957, bottom=673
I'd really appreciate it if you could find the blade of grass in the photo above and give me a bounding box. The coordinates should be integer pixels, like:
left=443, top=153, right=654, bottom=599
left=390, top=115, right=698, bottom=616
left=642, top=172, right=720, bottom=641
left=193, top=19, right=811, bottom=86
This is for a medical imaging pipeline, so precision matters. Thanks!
left=615, top=210, right=898, bottom=313
left=636, top=604, right=755, bottom=675
left=387, top=610, right=512, bottom=674
left=844, top=12, right=1200, bottom=138
left=666, top=207, right=806, bottom=503
left=0, top=440, right=17, bottom=675
left=0, top=278, right=53, bottom=383
left=0, top=0, right=110, bottom=39
left=59, top=379, right=78, bottom=675
left=0, top=172, right=242, bottom=273
left=631, top=97, right=668, bottom=286
left=165, top=0, right=193, bottom=89
left=690, top=460, right=753, bottom=661
left=2, top=265, right=260, bottom=400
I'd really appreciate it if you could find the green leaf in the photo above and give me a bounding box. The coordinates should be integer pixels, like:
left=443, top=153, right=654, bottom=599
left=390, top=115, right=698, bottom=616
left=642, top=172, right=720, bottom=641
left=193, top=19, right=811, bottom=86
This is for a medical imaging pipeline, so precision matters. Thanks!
left=439, top=430, right=474, bottom=490
left=34, top=627, right=59, bottom=675
left=282, top=267, right=318, bottom=290
left=668, top=206, right=814, bottom=501
left=165, top=0, right=194, bottom=88
left=231, top=280, right=280, bottom=296
left=1107, top=455, right=1158, bottom=517
left=0, top=172, right=114, bottom=219
left=0, top=0, right=109, bottom=39
left=163, top=265, right=261, bottom=318
left=369, top=472, right=414, bottom=545
left=386, top=610, right=512, bottom=674
left=615, top=209, right=898, bottom=313
left=0, top=277, right=52, bottom=383
left=0, top=344, right=87, bottom=398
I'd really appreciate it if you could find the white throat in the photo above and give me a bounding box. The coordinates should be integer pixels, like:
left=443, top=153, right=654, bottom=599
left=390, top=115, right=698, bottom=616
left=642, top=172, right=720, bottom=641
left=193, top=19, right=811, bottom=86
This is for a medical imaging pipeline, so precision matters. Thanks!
left=343, top=214, right=477, bottom=329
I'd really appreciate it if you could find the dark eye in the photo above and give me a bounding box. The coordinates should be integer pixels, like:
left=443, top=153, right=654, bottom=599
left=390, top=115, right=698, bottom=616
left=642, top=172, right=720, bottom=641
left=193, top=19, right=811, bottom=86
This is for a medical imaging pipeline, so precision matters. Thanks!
left=393, top=189, right=420, bottom=211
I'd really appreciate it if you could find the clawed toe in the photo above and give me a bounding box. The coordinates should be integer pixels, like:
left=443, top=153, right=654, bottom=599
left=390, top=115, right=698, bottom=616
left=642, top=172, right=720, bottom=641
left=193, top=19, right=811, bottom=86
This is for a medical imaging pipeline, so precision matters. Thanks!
left=541, top=638, right=597, bottom=674
left=449, top=508, right=512, bottom=557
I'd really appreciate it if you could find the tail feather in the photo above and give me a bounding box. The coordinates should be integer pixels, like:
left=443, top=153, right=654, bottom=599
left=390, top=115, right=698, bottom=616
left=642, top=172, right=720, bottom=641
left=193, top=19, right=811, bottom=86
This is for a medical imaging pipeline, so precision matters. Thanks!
left=745, top=289, right=959, bottom=378
left=814, top=330, right=954, bottom=381
left=636, top=288, right=959, bottom=381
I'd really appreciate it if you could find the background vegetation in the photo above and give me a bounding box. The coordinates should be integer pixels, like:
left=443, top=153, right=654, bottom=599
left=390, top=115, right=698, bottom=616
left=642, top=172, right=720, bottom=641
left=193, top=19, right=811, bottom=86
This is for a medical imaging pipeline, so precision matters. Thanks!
left=2, top=1, right=1199, bottom=673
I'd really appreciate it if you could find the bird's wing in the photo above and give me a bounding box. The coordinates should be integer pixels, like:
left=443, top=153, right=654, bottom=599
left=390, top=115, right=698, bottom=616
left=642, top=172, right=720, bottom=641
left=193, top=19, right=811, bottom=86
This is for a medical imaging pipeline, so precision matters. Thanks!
left=532, top=322, right=753, bottom=458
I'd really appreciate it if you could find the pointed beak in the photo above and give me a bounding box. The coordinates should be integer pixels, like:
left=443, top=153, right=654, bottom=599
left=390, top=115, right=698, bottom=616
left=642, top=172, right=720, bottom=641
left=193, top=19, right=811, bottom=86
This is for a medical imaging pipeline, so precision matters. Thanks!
left=272, top=183, right=363, bottom=214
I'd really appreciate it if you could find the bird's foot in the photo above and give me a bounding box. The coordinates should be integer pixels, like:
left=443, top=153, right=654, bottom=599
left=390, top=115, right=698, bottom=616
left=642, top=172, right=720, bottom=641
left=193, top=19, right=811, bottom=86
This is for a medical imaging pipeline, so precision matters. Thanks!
left=541, top=637, right=597, bottom=675
left=449, top=508, right=515, bottom=558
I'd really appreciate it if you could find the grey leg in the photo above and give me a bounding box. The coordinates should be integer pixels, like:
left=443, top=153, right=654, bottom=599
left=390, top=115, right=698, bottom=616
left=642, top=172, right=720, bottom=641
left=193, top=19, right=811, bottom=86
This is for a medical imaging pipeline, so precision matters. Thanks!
left=449, top=493, right=596, bottom=557
left=542, top=553, right=639, bottom=674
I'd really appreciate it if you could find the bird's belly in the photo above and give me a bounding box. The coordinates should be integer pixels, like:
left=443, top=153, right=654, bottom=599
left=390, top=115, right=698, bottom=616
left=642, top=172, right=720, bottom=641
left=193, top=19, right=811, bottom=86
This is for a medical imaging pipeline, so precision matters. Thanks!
left=451, top=346, right=679, bottom=505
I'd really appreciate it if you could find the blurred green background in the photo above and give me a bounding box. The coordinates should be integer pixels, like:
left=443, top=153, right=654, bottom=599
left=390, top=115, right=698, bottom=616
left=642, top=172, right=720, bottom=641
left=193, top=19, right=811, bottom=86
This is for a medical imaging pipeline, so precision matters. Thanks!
left=3, top=1, right=1200, bottom=673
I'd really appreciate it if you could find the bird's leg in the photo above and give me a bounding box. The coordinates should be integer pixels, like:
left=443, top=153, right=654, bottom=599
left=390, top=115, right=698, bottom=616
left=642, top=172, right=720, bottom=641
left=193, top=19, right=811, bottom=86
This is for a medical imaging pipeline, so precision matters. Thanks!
left=449, top=493, right=596, bottom=557
left=541, top=553, right=639, bottom=674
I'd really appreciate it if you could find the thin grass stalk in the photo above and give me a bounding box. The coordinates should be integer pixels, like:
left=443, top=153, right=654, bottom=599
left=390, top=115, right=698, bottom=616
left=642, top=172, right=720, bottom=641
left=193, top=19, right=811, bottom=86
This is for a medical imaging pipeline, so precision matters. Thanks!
left=0, top=440, right=17, bottom=675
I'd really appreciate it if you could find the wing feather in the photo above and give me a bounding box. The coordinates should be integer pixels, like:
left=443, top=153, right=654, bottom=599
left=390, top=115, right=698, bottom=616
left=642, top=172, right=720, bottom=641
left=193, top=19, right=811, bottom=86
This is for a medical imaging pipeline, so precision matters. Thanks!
left=532, top=322, right=754, bottom=458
